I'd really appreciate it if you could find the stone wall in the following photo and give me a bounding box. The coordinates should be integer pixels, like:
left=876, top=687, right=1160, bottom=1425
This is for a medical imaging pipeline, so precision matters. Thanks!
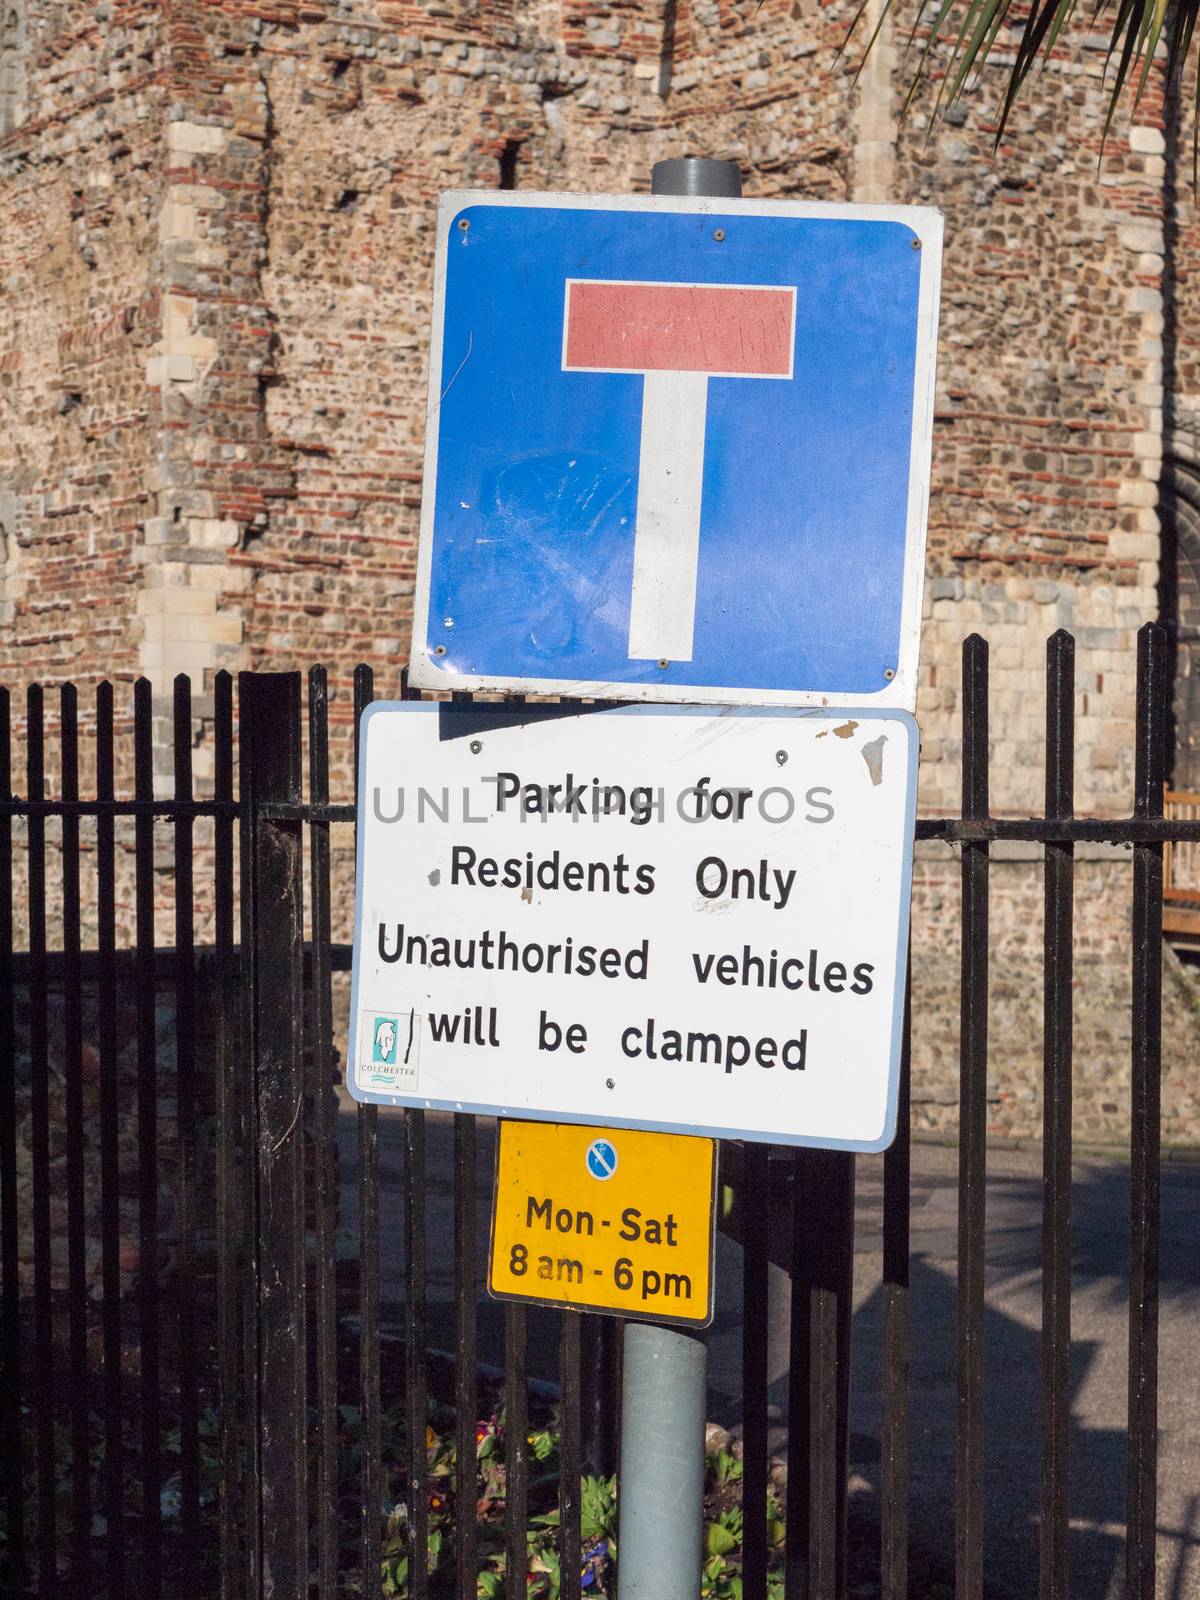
left=1162, top=86, right=1200, bottom=782
left=0, top=2, right=1171, bottom=804
left=911, top=848, right=1200, bottom=1146
left=892, top=40, right=1165, bottom=821
left=1, top=1, right=1196, bottom=1144
left=0, top=2, right=165, bottom=774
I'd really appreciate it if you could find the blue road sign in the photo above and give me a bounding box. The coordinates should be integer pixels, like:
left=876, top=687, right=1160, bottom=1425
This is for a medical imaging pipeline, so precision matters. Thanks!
left=586, top=1139, right=619, bottom=1181
left=410, top=191, right=942, bottom=710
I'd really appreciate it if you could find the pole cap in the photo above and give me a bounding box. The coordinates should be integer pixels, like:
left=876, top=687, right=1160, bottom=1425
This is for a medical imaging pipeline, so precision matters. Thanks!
left=650, top=157, right=743, bottom=199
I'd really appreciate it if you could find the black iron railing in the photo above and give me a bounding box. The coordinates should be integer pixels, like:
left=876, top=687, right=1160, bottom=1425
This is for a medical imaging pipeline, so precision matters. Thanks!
left=0, top=625, right=1182, bottom=1600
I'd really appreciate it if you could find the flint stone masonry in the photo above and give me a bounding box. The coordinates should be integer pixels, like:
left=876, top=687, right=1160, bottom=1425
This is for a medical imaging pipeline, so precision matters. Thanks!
left=912, top=850, right=1200, bottom=1147
left=0, top=1, right=1169, bottom=802
left=0, top=1, right=1196, bottom=1144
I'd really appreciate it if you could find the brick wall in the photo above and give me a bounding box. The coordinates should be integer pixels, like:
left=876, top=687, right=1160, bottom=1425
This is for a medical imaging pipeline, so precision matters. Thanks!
left=2, top=1, right=1196, bottom=1143
left=1, top=1, right=1170, bottom=804
left=883, top=36, right=1165, bottom=820
left=0, top=2, right=165, bottom=763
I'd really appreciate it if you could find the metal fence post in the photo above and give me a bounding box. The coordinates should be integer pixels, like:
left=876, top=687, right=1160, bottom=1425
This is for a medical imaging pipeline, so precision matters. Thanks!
left=240, top=672, right=307, bottom=1599
left=787, top=1147, right=856, bottom=1600
left=1126, top=622, right=1167, bottom=1600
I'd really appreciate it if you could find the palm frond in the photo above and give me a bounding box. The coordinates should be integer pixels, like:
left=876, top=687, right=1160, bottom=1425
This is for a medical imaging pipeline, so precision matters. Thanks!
left=847, top=0, right=1197, bottom=156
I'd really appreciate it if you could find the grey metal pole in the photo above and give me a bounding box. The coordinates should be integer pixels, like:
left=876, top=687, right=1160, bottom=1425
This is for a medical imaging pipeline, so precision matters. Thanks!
left=618, top=1322, right=708, bottom=1599
left=613, top=155, right=739, bottom=1598
left=651, top=156, right=743, bottom=198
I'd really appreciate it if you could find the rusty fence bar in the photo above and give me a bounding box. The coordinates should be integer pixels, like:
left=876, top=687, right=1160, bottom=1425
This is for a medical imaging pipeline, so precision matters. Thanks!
left=0, top=688, right=19, bottom=1592
left=133, top=679, right=162, bottom=1600
left=740, top=1139, right=771, bottom=1600
left=95, top=683, right=124, bottom=1600
left=59, top=685, right=90, bottom=1599
left=353, top=663, right=384, bottom=1600
left=956, top=633, right=990, bottom=1600
left=307, top=665, right=341, bottom=1600
left=212, top=669, right=240, bottom=1600
left=27, top=685, right=55, bottom=1596
left=243, top=673, right=309, bottom=1596
left=403, top=665, right=433, bottom=1600
left=1040, top=631, right=1075, bottom=1600
left=880, top=973, right=911, bottom=1600
left=173, top=675, right=201, bottom=1585
left=1127, top=624, right=1168, bottom=1600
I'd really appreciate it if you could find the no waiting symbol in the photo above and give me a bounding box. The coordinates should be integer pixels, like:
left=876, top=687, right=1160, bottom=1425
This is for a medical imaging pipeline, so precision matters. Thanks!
left=586, top=1139, right=618, bottom=1181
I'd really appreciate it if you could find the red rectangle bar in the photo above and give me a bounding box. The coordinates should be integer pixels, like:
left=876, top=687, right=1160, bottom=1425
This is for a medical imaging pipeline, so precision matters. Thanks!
left=564, top=280, right=795, bottom=377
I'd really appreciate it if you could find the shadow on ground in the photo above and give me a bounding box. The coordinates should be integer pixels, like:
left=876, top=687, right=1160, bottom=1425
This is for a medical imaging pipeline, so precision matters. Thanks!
left=339, top=1106, right=1200, bottom=1599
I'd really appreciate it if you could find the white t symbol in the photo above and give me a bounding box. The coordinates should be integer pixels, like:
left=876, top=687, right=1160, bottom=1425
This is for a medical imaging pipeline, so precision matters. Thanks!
left=564, top=278, right=796, bottom=663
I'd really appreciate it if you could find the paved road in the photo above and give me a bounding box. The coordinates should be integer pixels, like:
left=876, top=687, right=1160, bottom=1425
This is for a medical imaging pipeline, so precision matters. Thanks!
left=847, top=1145, right=1200, bottom=1600
left=339, top=1106, right=1199, bottom=1599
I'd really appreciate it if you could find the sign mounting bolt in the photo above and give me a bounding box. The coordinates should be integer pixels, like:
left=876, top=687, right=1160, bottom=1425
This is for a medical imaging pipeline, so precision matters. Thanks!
left=884, top=667, right=895, bottom=679
left=712, top=228, right=726, bottom=242
left=458, top=218, right=470, bottom=231
left=434, top=644, right=447, bottom=657
left=469, top=739, right=482, bottom=754
left=657, top=659, right=670, bottom=670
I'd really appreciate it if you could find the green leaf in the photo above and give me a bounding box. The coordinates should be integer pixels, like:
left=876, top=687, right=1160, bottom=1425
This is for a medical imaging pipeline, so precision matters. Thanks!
left=706, top=1519, right=739, bottom=1556
left=709, top=1448, right=743, bottom=1485
left=580, top=1474, right=618, bottom=1541
left=381, top=1554, right=408, bottom=1596
left=528, top=1429, right=556, bottom=1462
left=532, top=1545, right=562, bottom=1600
left=850, top=0, right=1199, bottom=154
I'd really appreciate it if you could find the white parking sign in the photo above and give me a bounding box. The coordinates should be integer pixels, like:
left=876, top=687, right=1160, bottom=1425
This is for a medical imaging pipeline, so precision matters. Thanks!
left=348, top=700, right=916, bottom=1151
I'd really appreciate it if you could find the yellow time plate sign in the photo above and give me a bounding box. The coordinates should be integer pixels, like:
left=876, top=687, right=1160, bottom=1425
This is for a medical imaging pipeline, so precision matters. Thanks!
left=489, top=1121, right=716, bottom=1326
